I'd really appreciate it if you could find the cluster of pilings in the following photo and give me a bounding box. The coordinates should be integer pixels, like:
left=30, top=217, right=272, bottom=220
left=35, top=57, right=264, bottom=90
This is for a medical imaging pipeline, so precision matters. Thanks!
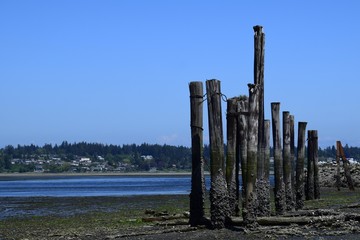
left=189, top=25, right=320, bottom=228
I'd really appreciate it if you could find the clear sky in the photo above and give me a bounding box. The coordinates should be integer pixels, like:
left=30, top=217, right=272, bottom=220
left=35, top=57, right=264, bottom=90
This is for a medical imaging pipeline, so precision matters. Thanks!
left=1, top=0, right=359, bottom=148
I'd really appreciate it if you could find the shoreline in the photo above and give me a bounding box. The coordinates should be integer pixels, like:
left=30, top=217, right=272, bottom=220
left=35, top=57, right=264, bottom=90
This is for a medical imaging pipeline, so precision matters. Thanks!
left=0, top=171, right=199, bottom=180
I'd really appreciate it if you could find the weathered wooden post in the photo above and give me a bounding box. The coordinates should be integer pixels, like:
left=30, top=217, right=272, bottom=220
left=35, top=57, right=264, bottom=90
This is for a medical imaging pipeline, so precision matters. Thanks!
left=271, top=102, right=285, bottom=215
left=243, top=84, right=259, bottom=225
left=189, top=81, right=206, bottom=226
left=253, top=25, right=269, bottom=217
left=312, top=131, right=320, bottom=199
left=237, top=96, right=248, bottom=202
left=264, top=120, right=271, bottom=183
left=306, top=130, right=315, bottom=200
left=335, top=147, right=341, bottom=191
left=290, top=115, right=295, bottom=193
left=206, top=79, right=230, bottom=228
left=256, top=119, right=271, bottom=216
left=295, top=122, right=307, bottom=209
left=283, top=111, right=294, bottom=211
left=254, top=25, right=265, bottom=181
left=226, top=97, right=239, bottom=216
left=337, top=141, right=355, bottom=191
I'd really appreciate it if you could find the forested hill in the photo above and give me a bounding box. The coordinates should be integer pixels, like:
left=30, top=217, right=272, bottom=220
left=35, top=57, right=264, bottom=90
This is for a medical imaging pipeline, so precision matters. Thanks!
left=0, top=141, right=359, bottom=173
left=0, top=142, right=195, bottom=173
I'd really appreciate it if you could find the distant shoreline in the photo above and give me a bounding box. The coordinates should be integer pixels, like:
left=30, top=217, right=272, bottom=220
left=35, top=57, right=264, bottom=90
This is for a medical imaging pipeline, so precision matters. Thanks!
left=0, top=171, right=199, bottom=180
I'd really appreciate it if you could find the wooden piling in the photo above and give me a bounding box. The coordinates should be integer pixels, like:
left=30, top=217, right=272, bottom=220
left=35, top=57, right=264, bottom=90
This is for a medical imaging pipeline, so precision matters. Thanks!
left=189, top=81, right=206, bottom=226
left=226, top=97, right=240, bottom=216
left=237, top=96, right=249, bottom=201
left=256, top=119, right=271, bottom=217
left=254, top=25, right=266, bottom=181
left=243, top=83, right=259, bottom=225
left=283, top=111, right=294, bottom=211
left=335, top=147, right=341, bottom=191
left=290, top=115, right=295, bottom=194
left=306, top=130, right=315, bottom=200
left=264, top=120, right=271, bottom=181
left=295, top=122, right=307, bottom=209
left=253, top=25, right=270, bottom=218
left=206, top=79, right=230, bottom=229
left=271, top=102, right=285, bottom=215
left=312, top=131, right=320, bottom=199
left=337, top=141, right=355, bottom=191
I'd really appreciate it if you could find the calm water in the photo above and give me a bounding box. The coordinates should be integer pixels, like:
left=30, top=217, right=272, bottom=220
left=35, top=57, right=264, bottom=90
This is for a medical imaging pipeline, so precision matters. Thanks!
left=0, top=176, right=196, bottom=197
left=0, top=175, right=275, bottom=197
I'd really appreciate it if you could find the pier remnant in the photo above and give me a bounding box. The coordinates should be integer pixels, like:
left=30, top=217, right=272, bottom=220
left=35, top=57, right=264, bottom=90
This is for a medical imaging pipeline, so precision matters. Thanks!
left=206, top=79, right=230, bottom=229
left=295, top=122, right=307, bottom=209
left=226, top=97, right=240, bottom=216
left=189, top=81, right=206, bottom=226
left=243, top=83, right=259, bottom=225
left=271, top=102, right=285, bottom=215
left=283, top=111, right=294, bottom=211
left=336, top=141, right=355, bottom=191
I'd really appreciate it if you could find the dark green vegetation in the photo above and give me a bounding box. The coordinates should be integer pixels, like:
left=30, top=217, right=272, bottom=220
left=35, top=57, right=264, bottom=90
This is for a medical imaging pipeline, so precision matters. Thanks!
left=0, top=188, right=359, bottom=239
left=1, top=141, right=360, bottom=174
left=0, top=142, right=199, bottom=173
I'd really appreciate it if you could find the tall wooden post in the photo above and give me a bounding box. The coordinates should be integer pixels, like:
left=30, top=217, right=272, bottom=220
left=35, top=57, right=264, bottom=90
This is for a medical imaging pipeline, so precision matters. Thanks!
left=306, top=130, right=315, bottom=200
left=237, top=96, right=248, bottom=201
left=226, top=97, right=239, bottom=216
left=312, top=131, right=320, bottom=199
left=256, top=119, right=271, bottom=216
left=335, top=147, right=341, bottom=191
left=189, top=82, right=206, bottom=226
left=254, top=25, right=265, bottom=180
left=243, top=84, right=259, bottom=225
left=264, top=120, right=271, bottom=182
left=295, top=122, right=307, bottom=210
left=253, top=25, right=269, bottom=218
left=337, top=141, right=355, bottom=191
left=235, top=114, right=241, bottom=217
left=271, top=102, right=285, bottom=215
left=290, top=115, right=295, bottom=194
left=283, top=111, right=294, bottom=211
left=206, top=79, right=230, bottom=229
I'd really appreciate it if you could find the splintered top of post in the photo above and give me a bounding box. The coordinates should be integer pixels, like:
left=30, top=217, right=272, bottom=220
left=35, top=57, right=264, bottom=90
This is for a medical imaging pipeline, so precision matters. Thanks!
left=253, top=25, right=263, bottom=32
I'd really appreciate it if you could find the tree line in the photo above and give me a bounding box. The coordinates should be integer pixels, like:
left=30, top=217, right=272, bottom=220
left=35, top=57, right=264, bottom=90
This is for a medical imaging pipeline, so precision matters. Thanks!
left=0, top=141, right=358, bottom=173
left=0, top=141, right=193, bottom=172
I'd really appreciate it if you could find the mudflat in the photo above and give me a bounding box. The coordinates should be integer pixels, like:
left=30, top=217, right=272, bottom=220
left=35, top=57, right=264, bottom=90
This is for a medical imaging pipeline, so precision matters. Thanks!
left=1, top=188, right=360, bottom=239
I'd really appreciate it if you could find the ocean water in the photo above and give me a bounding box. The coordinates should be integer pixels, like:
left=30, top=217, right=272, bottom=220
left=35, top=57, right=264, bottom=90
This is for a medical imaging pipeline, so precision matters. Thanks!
left=0, top=175, right=275, bottom=197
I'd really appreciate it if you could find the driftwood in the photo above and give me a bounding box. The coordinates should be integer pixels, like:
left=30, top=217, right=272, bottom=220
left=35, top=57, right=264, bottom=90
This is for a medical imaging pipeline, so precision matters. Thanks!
left=142, top=208, right=360, bottom=226
left=142, top=214, right=188, bottom=222
left=230, top=211, right=360, bottom=226
left=342, top=202, right=360, bottom=208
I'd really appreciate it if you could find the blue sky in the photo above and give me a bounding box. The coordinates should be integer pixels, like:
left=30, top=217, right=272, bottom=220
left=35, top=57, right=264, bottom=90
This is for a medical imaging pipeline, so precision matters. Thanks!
left=0, top=0, right=359, bottom=148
